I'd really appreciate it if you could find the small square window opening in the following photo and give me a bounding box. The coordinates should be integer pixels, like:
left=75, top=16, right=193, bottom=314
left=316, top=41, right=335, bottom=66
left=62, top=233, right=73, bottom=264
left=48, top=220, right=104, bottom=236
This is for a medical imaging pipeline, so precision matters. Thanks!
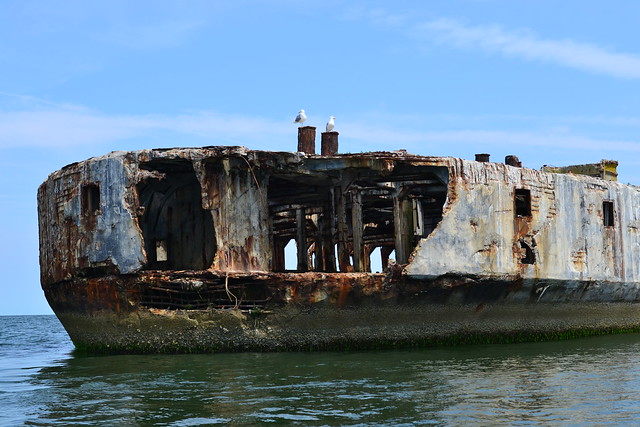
left=514, top=189, right=531, bottom=217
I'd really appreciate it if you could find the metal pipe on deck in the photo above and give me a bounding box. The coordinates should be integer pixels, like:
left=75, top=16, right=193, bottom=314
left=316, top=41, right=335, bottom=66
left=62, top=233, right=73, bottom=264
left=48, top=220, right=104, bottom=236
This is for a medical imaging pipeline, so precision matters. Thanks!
left=321, top=131, right=339, bottom=156
left=298, top=126, right=316, bottom=154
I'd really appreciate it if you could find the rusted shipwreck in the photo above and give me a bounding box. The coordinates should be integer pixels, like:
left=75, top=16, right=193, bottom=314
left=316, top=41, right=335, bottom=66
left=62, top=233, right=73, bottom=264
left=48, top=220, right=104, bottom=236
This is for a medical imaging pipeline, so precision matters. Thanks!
left=38, top=128, right=640, bottom=353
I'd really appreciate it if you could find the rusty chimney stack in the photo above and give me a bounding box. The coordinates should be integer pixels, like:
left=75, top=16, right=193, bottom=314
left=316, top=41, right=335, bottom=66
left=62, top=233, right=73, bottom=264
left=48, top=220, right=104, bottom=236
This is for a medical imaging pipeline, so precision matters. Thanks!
left=475, top=153, right=490, bottom=162
left=321, top=131, right=339, bottom=156
left=505, top=155, right=522, bottom=167
left=297, top=126, right=316, bottom=154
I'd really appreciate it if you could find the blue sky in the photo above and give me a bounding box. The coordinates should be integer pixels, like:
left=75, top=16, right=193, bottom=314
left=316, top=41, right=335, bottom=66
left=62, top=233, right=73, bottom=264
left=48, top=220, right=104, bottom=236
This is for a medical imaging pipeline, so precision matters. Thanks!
left=2, top=1, right=640, bottom=314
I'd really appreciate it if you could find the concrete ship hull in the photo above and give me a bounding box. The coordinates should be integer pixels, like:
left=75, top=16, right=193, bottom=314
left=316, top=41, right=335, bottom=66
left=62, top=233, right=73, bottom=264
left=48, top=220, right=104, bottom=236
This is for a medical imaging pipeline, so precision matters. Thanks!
left=44, top=271, right=640, bottom=353
left=37, top=141, right=640, bottom=352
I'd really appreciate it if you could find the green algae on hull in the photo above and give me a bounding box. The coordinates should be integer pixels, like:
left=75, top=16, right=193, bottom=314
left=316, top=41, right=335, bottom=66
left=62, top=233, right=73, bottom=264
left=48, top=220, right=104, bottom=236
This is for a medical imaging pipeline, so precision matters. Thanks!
left=59, top=302, right=640, bottom=354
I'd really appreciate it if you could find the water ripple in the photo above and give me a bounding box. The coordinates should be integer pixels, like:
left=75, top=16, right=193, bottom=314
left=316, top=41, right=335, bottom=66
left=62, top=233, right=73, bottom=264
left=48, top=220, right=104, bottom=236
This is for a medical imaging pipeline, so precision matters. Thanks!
left=4, top=316, right=640, bottom=425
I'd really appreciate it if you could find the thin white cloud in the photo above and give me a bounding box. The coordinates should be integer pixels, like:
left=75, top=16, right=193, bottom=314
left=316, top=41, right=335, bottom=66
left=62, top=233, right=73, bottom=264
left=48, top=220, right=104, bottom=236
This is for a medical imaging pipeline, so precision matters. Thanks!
left=349, top=7, right=640, bottom=79
left=1, top=94, right=638, bottom=160
left=417, top=18, right=640, bottom=79
left=0, top=109, right=296, bottom=149
left=0, top=111, right=141, bottom=147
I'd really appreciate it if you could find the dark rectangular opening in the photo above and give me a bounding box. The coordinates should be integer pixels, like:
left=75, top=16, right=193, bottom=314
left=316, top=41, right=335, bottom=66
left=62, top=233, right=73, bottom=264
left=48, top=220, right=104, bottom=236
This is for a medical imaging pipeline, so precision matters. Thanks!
left=514, top=189, right=531, bottom=217
left=603, top=201, right=614, bottom=226
left=520, top=240, right=535, bottom=264
left=267, top=165, right=449, bottom=273
left=82, top=184, right=100, bottom=215
left=137, top=159, right=216, bottom=270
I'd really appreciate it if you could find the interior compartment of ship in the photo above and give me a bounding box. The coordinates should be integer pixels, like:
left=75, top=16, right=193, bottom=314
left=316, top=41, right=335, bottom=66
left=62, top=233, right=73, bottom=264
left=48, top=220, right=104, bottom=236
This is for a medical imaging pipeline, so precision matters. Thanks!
left=136, top=159, right=216, bottom=271
left=268, top=164, right=449, bottom=273
left=135, top=159, right=448, bottom=310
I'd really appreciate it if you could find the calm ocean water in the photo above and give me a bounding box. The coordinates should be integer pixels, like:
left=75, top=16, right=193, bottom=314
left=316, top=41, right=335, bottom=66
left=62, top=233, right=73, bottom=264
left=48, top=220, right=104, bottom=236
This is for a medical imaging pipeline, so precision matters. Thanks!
left=2, top=315, right=640, bottom=425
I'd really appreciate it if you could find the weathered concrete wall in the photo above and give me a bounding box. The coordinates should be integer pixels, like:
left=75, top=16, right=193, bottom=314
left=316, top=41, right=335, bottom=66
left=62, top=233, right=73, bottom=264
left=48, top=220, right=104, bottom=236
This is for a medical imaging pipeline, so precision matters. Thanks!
left=39, top=147, right=282, bottom=284
left=198, top=156, right=271, bottom=272
left=407, top=159, right=640, bottom=283
left=38, top=152, right=146, bottom=284
left=40, top=147, right=640, bottom=289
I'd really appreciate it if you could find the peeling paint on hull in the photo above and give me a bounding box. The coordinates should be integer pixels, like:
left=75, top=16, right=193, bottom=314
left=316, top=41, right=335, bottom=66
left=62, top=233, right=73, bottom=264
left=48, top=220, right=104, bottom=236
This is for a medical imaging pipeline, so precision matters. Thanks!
left=37, top=146, right=640, bottom=353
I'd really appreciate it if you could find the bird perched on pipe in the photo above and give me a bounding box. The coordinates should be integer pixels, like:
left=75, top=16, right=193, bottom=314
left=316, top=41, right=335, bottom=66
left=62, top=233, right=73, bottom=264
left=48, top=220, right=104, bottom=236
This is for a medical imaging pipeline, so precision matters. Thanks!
left=326, top=116, right=336, bottom=132
left=294, top=109, right=306, bottom=125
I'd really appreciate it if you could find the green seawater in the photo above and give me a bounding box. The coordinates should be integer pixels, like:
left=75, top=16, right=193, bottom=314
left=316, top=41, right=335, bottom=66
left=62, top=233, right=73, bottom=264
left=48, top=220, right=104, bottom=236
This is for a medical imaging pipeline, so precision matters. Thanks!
left=2, top=314, right=640, bottom=425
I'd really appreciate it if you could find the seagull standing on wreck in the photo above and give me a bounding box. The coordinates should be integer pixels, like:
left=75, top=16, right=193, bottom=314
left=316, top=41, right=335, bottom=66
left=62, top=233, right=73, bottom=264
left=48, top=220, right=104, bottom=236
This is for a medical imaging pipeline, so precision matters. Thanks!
left=326, top=116, right=336, bottom=132
left=294, top=109, right=306, bottom=125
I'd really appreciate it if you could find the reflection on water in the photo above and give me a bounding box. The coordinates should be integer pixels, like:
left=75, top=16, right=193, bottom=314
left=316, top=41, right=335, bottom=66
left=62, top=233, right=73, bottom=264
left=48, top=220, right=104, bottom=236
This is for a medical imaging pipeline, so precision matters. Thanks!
left=2, top=315, right=640, bottom=425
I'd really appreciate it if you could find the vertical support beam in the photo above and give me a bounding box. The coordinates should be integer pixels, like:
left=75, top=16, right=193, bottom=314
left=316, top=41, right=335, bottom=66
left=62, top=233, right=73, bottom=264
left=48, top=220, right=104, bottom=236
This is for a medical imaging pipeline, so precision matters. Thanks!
left=335, top=186, right=352, bottom=272
left=363, top=244, right=373, bottom=273
left=313, top=214, right=324, bottom=272
left=393, top=196, right=413, bottom=264
left=296, top=207, right=308, bottom=271
left=351, top=190, right=364, bottom=272
left=381, top=245, right=393, bottom=271
left=307, top=244, right=314, bottom=271
left=321, top=196, right=336, bottom=272
left=273, top=238, right=286, bottom=271
left=412, top=199, right=424, bottom=237
left=298, top=126, right=316, bottom=154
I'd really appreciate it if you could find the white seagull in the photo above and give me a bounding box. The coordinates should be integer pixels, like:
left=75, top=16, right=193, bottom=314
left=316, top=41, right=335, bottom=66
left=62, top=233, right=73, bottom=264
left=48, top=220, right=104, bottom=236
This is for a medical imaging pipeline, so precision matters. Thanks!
left=326, top=116, right=336, bottom=132
left=294, top=109, right=306, bottom=125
